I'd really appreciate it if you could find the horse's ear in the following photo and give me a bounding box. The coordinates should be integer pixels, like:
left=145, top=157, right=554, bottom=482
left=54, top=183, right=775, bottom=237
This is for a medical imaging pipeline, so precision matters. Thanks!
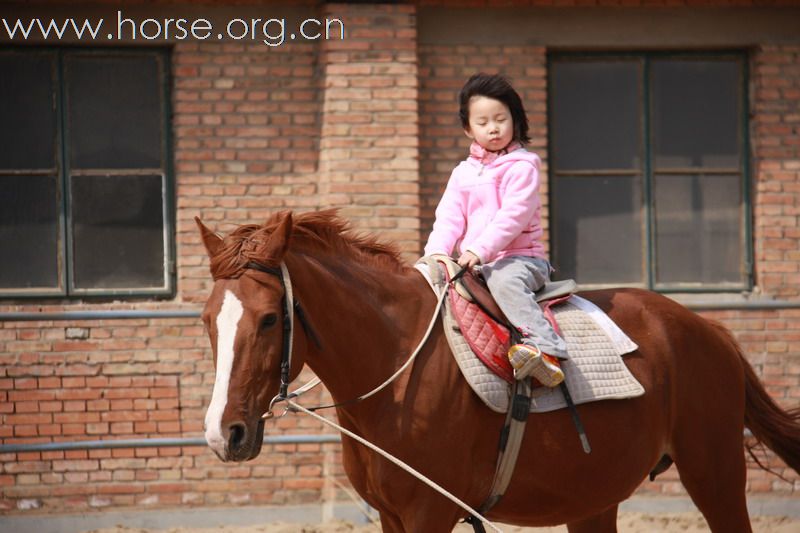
left=259, top=211, right=293, bottom=264
left=195, top=217, right=223, bottom=258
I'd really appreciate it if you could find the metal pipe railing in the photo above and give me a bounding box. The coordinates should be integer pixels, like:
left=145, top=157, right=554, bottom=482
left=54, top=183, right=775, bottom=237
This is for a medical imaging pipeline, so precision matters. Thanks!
left=1, top=299, right=800, bottom=323
left=0, top=310, right=200, bottom=321
left=0, top=435, right=341, bottom=454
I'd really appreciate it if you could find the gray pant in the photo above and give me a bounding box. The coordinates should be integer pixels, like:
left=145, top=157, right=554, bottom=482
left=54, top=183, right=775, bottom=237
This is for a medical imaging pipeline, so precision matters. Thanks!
left=480, top=256, right=569, bottom=359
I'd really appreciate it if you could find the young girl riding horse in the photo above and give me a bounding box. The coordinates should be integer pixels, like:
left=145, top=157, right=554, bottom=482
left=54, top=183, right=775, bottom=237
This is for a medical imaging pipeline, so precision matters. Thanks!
left=423, top=73, right=568, bottom=387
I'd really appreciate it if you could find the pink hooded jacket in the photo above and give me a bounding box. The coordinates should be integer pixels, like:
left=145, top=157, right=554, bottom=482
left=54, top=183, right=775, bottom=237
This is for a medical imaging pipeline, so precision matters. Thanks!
left=424, top=147, right=545, bottom=264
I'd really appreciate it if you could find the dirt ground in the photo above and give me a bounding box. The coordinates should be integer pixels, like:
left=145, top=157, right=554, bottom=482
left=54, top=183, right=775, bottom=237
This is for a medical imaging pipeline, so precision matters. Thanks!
left=86, top=512, right=800, bottom=533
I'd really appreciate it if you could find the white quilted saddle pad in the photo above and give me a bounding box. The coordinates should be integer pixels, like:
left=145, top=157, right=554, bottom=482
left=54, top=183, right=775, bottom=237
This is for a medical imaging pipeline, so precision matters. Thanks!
left=443, top=294, right=645, bottom=413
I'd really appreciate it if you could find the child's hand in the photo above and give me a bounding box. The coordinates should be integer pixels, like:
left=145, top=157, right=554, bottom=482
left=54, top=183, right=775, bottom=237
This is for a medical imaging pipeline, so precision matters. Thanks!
left=457, top=251, right=480, bottom=269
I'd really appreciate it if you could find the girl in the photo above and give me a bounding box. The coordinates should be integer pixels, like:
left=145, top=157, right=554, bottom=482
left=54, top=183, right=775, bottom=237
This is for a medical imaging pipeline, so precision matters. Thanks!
left=424, top=73, right=568, bottom=387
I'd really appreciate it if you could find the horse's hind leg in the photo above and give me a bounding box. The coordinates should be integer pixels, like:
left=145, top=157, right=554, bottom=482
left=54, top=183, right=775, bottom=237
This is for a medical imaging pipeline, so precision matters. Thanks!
left=672, top=426, right=752, bottom=532
left=566, top=504, right=618, bottom=533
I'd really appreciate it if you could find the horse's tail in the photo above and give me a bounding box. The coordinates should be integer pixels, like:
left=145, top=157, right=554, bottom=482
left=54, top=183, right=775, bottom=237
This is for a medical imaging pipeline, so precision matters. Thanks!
left=715, top=322, right=800, bottom=475
left=742, top=359, right=800, bottom=475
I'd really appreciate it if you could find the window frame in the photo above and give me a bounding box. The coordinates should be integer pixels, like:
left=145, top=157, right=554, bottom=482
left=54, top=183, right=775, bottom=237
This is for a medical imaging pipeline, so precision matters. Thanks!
left=547, top=50, right=752, bottom=293
left=0, top=46, right=175, bottom=300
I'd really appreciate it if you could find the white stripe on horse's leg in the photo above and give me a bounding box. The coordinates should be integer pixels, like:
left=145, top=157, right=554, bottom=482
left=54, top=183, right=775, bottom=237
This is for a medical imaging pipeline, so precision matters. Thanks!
left=204, top=290, right=243, bottom=457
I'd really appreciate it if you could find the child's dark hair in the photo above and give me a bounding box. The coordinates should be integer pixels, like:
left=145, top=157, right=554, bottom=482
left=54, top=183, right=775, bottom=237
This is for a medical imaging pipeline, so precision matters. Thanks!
left=458, top=73, right=530, bottom=144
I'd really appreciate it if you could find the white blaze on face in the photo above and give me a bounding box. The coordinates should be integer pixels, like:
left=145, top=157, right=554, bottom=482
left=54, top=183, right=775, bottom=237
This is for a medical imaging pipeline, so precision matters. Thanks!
left=204, top=289, right=244, bottom=457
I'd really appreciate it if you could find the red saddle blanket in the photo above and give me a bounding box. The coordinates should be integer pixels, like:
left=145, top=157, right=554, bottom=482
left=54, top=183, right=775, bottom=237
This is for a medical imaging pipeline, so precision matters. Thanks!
left=449, top=290, right=515, bottom=383
left=448, top=282, right=570, bottom=385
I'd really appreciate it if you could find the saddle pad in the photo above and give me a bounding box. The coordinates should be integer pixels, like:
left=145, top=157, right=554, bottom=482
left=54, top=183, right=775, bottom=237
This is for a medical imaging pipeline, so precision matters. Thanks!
left=443, top=295, right=645, bottom=414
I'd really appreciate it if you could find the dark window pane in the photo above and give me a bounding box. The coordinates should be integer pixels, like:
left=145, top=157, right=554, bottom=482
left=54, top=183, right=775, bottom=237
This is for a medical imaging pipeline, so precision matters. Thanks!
left=552, top=60, right=641, bottom=171
left=0, top=176, right=60, bottom=288
left=0, top=53, right=56, bottom=170
left=71, top=175, right=165, bottom=289
left=66, top=55, right=162, bottom=169
left=553, top=175, right=643, bottom=285
left=653, top=174, right=742, bottom=285
left=652, top=59, right=740, bottom=169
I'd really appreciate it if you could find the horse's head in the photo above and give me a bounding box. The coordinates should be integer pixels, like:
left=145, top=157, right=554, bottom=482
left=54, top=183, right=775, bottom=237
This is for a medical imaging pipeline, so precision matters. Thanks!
left=196, top=212, right=296, bottom=462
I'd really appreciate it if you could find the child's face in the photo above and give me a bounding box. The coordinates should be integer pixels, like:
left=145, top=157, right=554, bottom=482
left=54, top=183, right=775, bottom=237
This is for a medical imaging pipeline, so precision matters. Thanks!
left=464, top=95, right=514, bottom=151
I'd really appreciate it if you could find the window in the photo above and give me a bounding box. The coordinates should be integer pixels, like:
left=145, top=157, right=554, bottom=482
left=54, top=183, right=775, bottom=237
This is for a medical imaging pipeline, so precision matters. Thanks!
left=0, top=48, right=173, bottom=298
left=548, top=52, right=750, bottom=292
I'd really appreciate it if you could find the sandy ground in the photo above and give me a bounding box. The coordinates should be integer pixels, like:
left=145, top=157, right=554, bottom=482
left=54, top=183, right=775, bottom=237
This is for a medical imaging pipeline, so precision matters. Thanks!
left=85, top=512, right=800, bottom=533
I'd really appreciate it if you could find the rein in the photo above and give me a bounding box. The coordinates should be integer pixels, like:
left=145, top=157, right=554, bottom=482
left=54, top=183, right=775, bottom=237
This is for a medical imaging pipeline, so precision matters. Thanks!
left=249, top=261, right=502, bottom=532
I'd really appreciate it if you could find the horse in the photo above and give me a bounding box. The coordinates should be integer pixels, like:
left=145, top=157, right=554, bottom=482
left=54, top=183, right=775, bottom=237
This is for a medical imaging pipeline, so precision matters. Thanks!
left=196, top=209, right=800, bottom=532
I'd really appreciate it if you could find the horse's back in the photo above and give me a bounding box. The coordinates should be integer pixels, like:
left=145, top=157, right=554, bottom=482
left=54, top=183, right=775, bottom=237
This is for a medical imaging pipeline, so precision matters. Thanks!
left=579, top=286, right=747, bottom=405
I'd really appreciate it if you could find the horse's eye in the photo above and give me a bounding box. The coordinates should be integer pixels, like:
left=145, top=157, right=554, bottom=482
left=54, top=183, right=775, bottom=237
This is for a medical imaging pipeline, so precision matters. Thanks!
left=260, top=314, right=278, bottom=330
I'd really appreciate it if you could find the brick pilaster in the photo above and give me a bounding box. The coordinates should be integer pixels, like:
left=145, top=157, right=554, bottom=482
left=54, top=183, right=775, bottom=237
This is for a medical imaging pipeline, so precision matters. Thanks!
left=752, top=45, right=800, bottom=299
left=318, top=3, right=420, bottom=258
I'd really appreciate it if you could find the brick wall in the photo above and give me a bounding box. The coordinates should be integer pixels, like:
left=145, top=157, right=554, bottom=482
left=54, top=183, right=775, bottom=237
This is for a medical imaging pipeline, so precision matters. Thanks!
left=2, top=0, right=799, bottom=516
left=0, top=319, right=341, bottom=512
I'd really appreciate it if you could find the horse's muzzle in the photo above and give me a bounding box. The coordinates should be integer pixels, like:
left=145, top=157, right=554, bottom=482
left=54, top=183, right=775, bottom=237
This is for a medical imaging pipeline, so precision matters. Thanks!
left=221, top=418, right=265, bottom=462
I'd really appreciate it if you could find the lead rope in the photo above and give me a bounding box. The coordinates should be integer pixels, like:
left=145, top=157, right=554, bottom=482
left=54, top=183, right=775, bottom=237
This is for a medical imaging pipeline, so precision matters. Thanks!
left=287, top=400, right=503, bottom=533
left=266, top=266, right=503, bottom=532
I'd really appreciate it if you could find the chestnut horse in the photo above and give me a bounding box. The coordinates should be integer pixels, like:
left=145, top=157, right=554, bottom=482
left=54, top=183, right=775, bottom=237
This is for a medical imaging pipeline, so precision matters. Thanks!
left=197, top=210, right=800, bottom=532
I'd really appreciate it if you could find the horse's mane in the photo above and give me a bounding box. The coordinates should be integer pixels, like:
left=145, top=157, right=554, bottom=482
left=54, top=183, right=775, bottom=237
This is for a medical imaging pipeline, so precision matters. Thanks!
left=209, top=209, right=405, bottom=280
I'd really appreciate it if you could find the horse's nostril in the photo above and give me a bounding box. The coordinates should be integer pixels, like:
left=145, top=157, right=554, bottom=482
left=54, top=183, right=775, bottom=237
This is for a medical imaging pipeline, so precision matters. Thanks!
left=228, top=422, right=247, bottom=450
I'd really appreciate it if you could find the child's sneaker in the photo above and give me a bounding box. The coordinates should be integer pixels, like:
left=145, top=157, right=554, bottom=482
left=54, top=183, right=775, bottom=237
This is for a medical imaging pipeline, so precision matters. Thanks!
left=507, top=344, right=565, bottom=387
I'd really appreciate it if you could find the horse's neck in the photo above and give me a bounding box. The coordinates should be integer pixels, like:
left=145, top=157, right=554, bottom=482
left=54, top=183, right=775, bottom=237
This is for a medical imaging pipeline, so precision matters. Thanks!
left=288, top=254, right=432, bottom=405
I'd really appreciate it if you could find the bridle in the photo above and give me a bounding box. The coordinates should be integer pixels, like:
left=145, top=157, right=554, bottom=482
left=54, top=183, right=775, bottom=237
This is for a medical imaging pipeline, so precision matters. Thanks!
left=242, top=261, right=321, bottom=415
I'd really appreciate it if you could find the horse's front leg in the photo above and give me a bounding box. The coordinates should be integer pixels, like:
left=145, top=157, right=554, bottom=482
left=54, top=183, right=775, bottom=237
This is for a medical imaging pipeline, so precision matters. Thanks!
left=566, top=504, right=619, bottom=533
left=375, top=493, right=466, bottom=532
left=380, top=508, right=463, bottom=532
left=379, top=510, right=407, bottom=533
left=397, top=500, right=467, bottom=532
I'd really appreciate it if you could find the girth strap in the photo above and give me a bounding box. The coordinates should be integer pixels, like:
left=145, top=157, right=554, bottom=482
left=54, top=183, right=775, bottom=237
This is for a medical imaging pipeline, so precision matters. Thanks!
left=465, top=377, right=532, bottom=531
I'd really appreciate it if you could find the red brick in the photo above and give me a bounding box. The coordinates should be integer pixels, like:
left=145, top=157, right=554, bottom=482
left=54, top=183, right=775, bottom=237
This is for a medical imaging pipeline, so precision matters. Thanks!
left=52, top=460, right=98, bottom=472
left=39, top=378, right=61, bottom=389
left=53, top=412, right=99, bottom=424
left=61, top=377, right=86, bottom=388
left=97, top=483, right=146, bottom=494
left=59, top=389, right=102, bottom=401
left=104, top=388, right=149, bottom=400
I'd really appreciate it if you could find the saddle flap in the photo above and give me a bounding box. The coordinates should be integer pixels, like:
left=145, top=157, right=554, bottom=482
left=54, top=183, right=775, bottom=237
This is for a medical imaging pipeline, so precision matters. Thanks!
left=535, top=279, right=578, bottom=303
left=459, top=270, right=509, bottom=325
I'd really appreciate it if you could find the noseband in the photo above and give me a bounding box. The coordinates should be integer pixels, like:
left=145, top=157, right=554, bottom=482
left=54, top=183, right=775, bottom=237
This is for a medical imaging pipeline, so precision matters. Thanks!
left=244, top=261, right=321, bottom=413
